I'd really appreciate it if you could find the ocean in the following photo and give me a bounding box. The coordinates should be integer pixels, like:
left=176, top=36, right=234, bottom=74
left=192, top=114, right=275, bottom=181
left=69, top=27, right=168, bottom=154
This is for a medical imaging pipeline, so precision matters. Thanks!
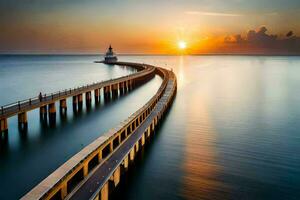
left=1, top=55, right=300, bottom=199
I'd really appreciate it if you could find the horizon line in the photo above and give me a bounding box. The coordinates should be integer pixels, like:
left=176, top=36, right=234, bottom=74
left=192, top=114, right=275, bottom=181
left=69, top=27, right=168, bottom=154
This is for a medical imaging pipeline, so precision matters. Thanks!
left=0, top=53, right=300, bottom=56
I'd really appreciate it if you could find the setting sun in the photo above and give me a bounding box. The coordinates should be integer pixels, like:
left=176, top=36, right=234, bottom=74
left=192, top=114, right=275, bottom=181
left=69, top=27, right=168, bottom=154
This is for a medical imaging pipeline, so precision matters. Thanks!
left=178, top=41, right=187, bottom=49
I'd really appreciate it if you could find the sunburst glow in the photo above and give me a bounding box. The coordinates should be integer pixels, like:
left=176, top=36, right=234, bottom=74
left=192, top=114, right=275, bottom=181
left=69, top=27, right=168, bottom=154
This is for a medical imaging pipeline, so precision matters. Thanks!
left=178, top=41, right=187, bottom=49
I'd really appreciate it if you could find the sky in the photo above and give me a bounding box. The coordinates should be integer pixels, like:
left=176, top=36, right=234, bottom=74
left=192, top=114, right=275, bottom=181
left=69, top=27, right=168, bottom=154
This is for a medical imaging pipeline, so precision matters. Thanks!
left=0, top=0, right=300, bottom=54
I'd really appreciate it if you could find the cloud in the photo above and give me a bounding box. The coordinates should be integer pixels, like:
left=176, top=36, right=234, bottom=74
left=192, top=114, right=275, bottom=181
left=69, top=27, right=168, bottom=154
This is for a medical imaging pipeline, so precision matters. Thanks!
left=185, top=11, right=242, bottom=17
left=222, top=26, right=300, bottom=54
left=286, top=31, right=293, bottom=37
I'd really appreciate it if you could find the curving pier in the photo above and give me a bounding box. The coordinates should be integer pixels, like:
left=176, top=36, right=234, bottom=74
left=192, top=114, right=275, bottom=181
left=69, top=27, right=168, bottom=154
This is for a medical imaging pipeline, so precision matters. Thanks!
left=0, top=62, right=155, bottom=135
left=21, top=62, right=177, bottom=200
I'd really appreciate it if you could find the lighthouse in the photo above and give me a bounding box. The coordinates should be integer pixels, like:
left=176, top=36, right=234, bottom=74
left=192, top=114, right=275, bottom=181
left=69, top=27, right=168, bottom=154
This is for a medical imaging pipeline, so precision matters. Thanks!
left=104, top=45, right=118, bottom=63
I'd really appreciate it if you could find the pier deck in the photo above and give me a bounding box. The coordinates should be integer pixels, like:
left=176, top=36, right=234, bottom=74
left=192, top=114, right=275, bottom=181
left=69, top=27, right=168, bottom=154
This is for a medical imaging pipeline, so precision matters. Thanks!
left=21, top=63, right=177, bottom=200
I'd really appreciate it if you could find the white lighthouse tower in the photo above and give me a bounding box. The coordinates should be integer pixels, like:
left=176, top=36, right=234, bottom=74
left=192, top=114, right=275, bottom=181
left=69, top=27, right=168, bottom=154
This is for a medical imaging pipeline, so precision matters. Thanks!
left=104, top=45, right=118, bottom=63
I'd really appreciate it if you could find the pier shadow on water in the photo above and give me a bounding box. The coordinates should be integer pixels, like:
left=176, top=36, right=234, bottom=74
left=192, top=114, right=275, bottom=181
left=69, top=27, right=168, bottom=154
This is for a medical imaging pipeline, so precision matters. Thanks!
left=0, top=80, right=147, bottom=153
left=36, top=89, right=133, bottom=142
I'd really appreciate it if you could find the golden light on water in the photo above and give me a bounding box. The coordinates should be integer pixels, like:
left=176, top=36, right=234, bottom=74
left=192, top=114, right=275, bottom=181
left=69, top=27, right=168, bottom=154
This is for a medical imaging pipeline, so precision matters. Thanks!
left=182, top=96, right=221, bottom=200
left=181, top=68, right=230, bottom=199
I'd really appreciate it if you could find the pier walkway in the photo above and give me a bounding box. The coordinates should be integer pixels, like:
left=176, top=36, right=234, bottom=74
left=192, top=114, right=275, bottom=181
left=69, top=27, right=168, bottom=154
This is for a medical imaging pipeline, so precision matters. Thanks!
left=70, top=70, right=175, bottom=200
left=0, top=62, right=155, bottom=134
left=21, top=62, right=177, bottom=200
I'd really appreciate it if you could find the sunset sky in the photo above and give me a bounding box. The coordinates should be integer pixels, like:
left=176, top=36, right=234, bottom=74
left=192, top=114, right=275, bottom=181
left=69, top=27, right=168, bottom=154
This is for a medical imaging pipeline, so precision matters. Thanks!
left=0, top=0, right=300, bottom=54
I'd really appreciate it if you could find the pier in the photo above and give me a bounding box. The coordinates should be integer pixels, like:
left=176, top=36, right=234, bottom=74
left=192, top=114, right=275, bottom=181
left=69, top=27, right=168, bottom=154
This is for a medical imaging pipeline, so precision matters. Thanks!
left=21, top=62, right=177, bottom=200
left=0, top=62, right=155, bottom=135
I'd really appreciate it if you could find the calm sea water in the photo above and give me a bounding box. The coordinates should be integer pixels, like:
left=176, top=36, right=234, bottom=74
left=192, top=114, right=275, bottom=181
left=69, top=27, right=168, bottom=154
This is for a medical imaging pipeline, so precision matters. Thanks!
left=1, top=55, right=300, bottom=199
left=0, top=55, right=162, bottom=199
left=117, top=56, right=300, bottom=200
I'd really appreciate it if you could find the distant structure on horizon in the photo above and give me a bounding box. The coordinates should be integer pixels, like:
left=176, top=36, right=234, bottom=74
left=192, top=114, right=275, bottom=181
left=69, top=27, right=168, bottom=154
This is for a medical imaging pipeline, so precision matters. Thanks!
left=104, top=45, right=118, bottom=62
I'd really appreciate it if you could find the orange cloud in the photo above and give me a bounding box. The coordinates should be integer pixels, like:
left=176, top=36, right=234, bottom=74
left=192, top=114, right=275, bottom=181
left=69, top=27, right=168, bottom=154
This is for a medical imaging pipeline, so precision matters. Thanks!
left=189, top=26, right=300, bottom=55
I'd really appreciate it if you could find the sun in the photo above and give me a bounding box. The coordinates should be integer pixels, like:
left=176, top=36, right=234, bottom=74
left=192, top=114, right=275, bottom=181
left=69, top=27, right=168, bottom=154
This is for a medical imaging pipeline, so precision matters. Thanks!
left=178, top=40, right=187, bottom=49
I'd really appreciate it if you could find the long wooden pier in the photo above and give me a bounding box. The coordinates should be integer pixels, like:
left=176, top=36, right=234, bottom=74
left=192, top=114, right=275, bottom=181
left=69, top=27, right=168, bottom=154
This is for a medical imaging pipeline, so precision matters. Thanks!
left=0, top=62, right=155, bottom=135
left=21, top=62, right=177, bottom=200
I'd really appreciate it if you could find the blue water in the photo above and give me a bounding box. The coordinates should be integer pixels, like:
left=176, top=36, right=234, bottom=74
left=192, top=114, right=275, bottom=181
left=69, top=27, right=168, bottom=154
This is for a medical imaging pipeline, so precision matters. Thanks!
left=0, top=55, right=162, bottom=199
left=0, top=55, right=136, bottom=105
left=1, top=55, right=300, bottom=200
left=116, top=56, right=300, bottom=200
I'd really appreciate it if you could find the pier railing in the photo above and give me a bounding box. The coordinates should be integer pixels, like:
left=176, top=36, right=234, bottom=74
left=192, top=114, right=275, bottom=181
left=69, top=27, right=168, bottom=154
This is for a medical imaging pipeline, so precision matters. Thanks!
left=0, top=63, right=154, bottom=119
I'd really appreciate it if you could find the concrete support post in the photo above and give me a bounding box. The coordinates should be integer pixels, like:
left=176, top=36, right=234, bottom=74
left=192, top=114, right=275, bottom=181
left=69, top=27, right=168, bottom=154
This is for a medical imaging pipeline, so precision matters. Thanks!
left=124, top=156, right=129, bottom=169
left=152, top=121, right=155, bottom=133
left=104, top=86, right=111, bottom=100
left=147, top=127, right=151, bottom=137
left=98, top=150, right=102, bottom=162
left=124, top=81, right=128, bottom=92
left=119, top=82, right=124, bottom=95
left=48, top=103, right=56, bottom=115
left=118, top=135, right=121, bottom=144
left=40, top=105, right=47, bottom=115
left=130, top=123, right=133, bottom=133
left=101, top=182, right=109, bottom=200
left=122, top=81, right=125, bottom=92
left=86, top=91, right=92, bottom=108
left=124, top=81, right=127, bottom=92
left=130, top=148, right=135, bottom=161
left=83, top=164, right=88, bottom=177
left=112, top=84, right=118, bottom=98
left=72, top=95, right=78, bottom=111
left=0, top=118, right=8, bottom=134
left=131, top=79, right=134, bottom=89
left=142, top=133, right=145, bottom=146
left=18, top=112, right=28, bottom=130
left=113, top=167, right=121, bottom=186
left=39, top=105, right=47, bottom=123
left=48, top=103, right=56, bottom=125
left=130, top=80, right=133, bottom=90
left=78, top=94, right=83, bottom=110
left=61, top=182, right=67, bottom=200
left=125, top=128, right=128, bottom=137
left=94, top=89, right=100, bottom=103
left=59, top=99, right=67, bottom=114
left=126, top=80, right=130, bottom=91
left=135, top=142, right=139, bottom=153
left=110, top=142, right=113, bottom=152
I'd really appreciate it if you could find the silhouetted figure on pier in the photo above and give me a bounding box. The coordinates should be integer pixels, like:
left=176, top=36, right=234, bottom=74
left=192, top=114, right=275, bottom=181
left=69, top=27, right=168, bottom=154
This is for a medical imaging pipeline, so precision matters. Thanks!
left=39, top=92, right=42, bottom=102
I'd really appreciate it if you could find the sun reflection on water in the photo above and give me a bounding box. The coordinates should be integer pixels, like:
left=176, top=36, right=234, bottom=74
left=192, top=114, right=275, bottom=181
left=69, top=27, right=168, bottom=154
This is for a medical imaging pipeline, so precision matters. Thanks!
left=181, top=62, right=230, bottom=199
